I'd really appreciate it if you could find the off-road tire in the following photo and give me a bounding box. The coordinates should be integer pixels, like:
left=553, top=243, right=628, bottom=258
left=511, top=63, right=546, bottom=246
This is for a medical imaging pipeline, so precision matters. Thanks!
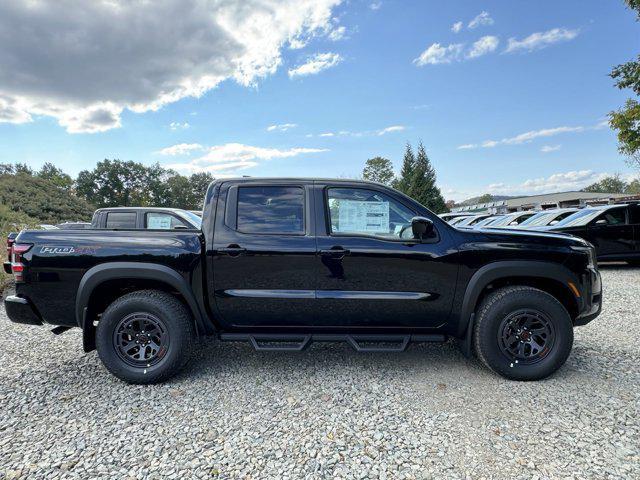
left=473, top=286, right=573, bottom=381
left=96, top=290, right=194, bottom=384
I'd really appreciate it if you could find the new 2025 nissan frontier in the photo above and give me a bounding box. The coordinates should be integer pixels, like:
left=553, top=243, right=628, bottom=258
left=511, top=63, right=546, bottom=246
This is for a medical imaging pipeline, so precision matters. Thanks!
left=3, top=178, right=602, bottom=384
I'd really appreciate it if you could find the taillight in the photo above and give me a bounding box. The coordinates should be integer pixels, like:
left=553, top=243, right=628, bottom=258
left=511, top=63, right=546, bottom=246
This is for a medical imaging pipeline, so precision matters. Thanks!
left=11, top=243, right=32, bottom=282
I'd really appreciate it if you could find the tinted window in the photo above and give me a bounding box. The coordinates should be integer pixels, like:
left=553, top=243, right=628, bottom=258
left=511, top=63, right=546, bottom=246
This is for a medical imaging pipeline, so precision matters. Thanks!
left=595, top=207, right=626, bottom=225
left=628, top=205, right=640, bottom=224
left=105, top=212, right=136, bottom=229
left=237, top=186, right=304, bottom=234
left=327, top=188, right=415, bottom=239
left=146, top=213, right=189, bottom=230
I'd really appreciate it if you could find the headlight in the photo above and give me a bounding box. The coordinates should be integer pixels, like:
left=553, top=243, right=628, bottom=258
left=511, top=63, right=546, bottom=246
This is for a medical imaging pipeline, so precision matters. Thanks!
left=571, top=245, right=596, bottom=269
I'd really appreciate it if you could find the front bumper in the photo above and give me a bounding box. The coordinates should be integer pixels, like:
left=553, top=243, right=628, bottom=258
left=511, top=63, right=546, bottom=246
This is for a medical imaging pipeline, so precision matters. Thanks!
left=3, top=295, right=43, bottom=326
left=574, top=267, right=602, bottom=326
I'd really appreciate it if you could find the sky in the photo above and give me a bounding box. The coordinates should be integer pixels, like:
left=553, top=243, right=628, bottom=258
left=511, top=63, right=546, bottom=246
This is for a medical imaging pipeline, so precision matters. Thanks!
left=0, top=0, right=637, bottom=202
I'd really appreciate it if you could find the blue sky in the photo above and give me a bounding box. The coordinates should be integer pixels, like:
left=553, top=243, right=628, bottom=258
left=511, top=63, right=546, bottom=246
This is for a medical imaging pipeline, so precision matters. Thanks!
left=0, top=0, right=637, bottom=201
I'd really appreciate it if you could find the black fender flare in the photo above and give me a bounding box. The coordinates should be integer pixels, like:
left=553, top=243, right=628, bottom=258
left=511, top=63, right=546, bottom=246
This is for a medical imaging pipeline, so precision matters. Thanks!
left=456, top=260, right=582, bottom=356
left=76, top=262, right=207, bottom=348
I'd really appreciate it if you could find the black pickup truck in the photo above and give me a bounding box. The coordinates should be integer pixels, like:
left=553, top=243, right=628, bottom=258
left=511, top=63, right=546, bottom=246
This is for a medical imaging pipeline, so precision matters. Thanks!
left=3, top=178, right=601, bottom=384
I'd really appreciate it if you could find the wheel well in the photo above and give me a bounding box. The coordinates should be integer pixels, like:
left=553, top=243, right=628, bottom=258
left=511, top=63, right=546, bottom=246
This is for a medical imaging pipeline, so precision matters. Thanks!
left=85, top=278, right=191, bottom=326
left=475, top=276, right=579, bottom=320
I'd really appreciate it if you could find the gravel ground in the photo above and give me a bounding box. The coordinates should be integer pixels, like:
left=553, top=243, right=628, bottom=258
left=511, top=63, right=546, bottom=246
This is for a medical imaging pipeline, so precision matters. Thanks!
left=0, top=266, right=638, bottom=480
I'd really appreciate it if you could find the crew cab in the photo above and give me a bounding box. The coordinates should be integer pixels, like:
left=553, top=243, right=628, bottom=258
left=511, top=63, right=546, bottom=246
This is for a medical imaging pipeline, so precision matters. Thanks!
left=91, top=207, right=202, bottom=230
left=3, top=178, right=602, bottom=384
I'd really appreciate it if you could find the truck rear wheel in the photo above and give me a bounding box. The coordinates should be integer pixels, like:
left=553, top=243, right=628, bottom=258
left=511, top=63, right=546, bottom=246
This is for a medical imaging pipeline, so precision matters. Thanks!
left=473, top=286, right=573, bottom=381
left=96, top=290, right=194, bottom=384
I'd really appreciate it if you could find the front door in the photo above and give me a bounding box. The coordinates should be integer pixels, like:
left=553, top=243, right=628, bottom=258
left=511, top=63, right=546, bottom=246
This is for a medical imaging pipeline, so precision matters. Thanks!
left=313, top=184, right=458, bottom=330
left=210, top=182, right=317, bottom=328
left=586, top=206, right=634, bottom=259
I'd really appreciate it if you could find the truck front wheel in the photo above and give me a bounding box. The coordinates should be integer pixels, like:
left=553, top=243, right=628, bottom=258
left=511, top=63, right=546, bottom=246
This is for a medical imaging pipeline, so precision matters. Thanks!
left=473, top=286, right=573, bottom=381
left=96, top=290, right=194, bottom=384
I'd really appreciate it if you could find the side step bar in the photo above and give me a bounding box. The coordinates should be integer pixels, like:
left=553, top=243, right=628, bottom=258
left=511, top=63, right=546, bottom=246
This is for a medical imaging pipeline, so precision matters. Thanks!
left=218, top=333, right=447, bottom=352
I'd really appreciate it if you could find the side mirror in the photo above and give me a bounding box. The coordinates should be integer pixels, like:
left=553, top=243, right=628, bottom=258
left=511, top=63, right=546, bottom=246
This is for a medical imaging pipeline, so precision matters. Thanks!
left=594, top=219, right=607, bottom=226
left=411, top=216, right=434, bottom=240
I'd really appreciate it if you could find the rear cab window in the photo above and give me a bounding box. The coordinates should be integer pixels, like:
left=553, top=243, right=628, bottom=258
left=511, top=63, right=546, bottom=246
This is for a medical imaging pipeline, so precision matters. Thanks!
left=105, top=212, right=137, bottom=229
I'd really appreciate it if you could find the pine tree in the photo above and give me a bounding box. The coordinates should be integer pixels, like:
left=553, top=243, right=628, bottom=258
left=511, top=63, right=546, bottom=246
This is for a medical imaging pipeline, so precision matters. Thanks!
left=409, top=141, right=448, bottom=213
left=393, top=142, right=415, bottom=193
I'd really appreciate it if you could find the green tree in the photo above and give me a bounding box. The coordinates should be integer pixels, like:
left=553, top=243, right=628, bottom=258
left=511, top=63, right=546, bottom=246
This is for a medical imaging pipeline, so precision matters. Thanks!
left=393, top=143, right=416, bottom=193
left=609, top=1, right=640, bottom=166
left=37, top=162, right=73, bottom=190
left=408, top=142, right=448, bottom=213
left=583, top=174, right=628, bottom=193
left=476, top=194, right=494, bottom=204
left=626, top=178, right=640, bottom=194
left=362, top=157, right=395, bottom=185
left=76, top=159, right=159, bottom=207
left=189, top=172, right=215, bottom=209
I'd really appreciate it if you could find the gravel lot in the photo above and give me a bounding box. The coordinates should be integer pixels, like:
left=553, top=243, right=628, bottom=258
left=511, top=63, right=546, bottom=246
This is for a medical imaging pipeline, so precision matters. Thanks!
left=0, top=266, right=638, bottom=480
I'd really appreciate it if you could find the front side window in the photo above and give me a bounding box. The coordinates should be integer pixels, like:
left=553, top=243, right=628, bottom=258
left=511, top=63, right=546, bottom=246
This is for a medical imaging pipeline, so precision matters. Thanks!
left=327, top=188, right=415, bottom=239
left=146, top=213, right=189, bottom=230
left=595, top=207, right=626, bottom=226
left=105, top=212, right=136, bottom=229
left=237, top=186, right=304, bottom=234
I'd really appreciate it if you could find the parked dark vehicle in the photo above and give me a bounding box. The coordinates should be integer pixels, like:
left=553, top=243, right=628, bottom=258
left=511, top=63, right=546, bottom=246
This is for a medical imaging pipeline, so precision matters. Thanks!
left=91, top=207, right=202, bottom=230
left=543, top=203, right=640, bottom=263
left=56, top=222, right=92, bottom=230
left=4, top=178, right=601, bottom=384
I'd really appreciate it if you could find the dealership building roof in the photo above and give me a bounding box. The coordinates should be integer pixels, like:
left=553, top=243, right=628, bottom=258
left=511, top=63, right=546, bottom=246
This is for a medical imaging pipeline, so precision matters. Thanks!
left=453, top=191, right=628, bottom=213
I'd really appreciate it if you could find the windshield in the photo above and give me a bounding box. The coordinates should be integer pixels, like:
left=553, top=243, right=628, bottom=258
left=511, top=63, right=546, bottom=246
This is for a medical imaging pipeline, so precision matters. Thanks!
left=553, top=208, right=601, bottom=227
left=475, top=216, right=502, bottom=227
left=180, top=211, right=203, bottom=229
left=520, top=211, right=558, bottom=226
left=456, top=215, right=487, bottom=227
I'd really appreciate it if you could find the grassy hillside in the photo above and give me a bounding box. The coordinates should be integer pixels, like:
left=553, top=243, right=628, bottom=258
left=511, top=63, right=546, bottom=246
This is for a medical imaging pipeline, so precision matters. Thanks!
left=0, top=173, right=94, bottom=224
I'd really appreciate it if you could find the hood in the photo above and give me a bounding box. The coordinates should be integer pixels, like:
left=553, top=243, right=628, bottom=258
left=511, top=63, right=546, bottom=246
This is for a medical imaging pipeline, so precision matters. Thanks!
left=467, top=226, right=591, bottom=249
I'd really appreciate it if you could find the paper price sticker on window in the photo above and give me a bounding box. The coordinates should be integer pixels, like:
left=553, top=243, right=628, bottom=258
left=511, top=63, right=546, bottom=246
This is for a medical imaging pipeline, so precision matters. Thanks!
left=148, top=215, right=172, bottom=229
left=337, top=200, right=390, bottom=233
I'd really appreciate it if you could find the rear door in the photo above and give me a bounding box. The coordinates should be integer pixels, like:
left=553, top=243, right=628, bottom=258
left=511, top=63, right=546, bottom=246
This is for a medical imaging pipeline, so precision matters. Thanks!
left=210, top=181, right=318, bottom=328
left=313, top=182, right=458, bottom=329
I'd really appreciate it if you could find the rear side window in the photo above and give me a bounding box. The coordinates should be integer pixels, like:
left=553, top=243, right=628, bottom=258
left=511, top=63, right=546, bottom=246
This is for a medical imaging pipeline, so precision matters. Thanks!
left=105, top=212, right=137, bottom=229
left=237, top=186, right=304, bottom=234
left=146, top=213, right=188, bottom=230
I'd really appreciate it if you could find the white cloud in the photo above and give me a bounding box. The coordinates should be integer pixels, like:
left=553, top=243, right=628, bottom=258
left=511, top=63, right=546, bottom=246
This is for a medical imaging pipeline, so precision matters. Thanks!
left=166, top=143, right=328, bottom=174
left=541, top=145, right=561, bottom=153
left=0, top=0, right=343, bottom=133
left=309, top=125, right=405, bottom=137
left=505, top=28, right=579, bottom=53
left=328, top=26, right=347, bottom=41
left=468, top=11, right=494, bottom=29
left=451, top=21, right=463, bottom=33
left=467, top=36, right=499, bottom=59
left=487, top=170, right=607, bottom=195
left=267, top=123, right=297, bottom=132
left=414, top=43, right=464, bottom=66
left=370, top=2, right=382, bottom=10
left=377, top=125, right=405, bottom=135
left=288, top=52, right=343, bottom=78
left=458, top=125, right=586, bottom=149
left=156, top=143, right=204, bottom=156
left=169, top=122, right=190, bottom=130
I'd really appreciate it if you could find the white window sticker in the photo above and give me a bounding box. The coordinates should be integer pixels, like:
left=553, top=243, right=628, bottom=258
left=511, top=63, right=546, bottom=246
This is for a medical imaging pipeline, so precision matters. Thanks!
left=337, top=200, right=390, bottom=233
left=148, top=215, right=172, bottom=229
